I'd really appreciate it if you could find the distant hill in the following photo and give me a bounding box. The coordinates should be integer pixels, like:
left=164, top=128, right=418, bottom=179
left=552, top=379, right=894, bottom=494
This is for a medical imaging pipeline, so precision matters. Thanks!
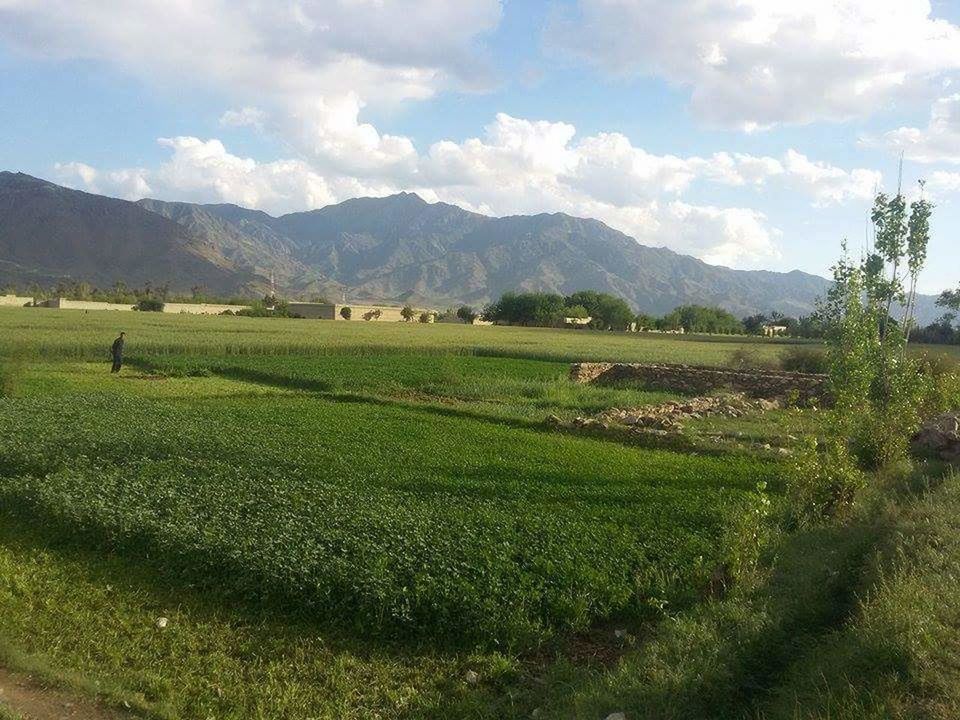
left=0, top=171, right=944, bottom=321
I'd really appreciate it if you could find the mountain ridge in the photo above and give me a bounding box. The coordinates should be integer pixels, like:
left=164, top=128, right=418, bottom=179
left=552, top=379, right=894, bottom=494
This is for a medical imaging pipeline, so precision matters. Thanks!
left=0, top=171, right=943, bottom=321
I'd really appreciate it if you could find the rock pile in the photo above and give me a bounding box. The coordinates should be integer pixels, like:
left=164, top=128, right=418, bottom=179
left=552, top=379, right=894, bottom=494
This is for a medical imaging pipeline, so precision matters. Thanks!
left=568, top=393, right=779, bottom=433
left=912, top=412, right=960, bottom=463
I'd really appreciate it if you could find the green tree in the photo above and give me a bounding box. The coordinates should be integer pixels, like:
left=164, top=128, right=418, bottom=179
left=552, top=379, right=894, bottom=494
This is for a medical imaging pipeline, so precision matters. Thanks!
left=401, top=305, right=415, bottom=322
left=939, top=286, right=960, bottom=312
left=340, top=306, right=352, bottom=320
left=565, top=291, right=634, bottom=330
left=456, top=305, right=478, bottom=324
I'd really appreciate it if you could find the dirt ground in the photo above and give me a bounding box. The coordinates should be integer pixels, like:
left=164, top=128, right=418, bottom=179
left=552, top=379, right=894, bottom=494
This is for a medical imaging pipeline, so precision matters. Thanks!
left=0, top=666, right=134, bottom=720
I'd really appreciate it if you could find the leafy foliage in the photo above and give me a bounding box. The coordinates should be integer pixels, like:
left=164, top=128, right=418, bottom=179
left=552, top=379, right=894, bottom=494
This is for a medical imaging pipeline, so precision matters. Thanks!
left=135, top=298, right=164, bottom=312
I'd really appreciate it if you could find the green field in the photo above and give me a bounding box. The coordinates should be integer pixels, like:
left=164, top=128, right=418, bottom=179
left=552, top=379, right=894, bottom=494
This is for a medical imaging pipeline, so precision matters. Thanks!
left=0, top=307, right=955, bottom=719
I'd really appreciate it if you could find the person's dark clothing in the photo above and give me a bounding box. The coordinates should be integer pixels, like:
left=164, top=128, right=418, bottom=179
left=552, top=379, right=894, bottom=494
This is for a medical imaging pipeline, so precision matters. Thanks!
left=111, top=336, right=124, bottom=373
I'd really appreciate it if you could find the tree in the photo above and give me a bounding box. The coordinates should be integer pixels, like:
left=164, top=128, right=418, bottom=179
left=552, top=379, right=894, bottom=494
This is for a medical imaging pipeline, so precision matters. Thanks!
left=742, top=313, right=769, bottom=335
left=565, top=290, right=634, bottom=330
left=820, top=181, right=933, bottom=470
left=419, top=312, right=433, bottom=323
left=939, top=286, right=960, bottom=312
left=401, top=305, right=415, bottom=322
left=456, top=305, right=478, bottom=324
left=634, top=313, right=655, bottom=331
left=340, top=306, right=352, bottom=320
left=565, top=304, right=589, bottom=319
left=661, top=305, right=743, bottom=334
left=483, top=292, right=565, bottom=327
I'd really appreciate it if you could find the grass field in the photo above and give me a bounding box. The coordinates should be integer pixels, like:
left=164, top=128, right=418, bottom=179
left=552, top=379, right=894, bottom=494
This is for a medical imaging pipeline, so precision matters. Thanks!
left=0, top=307, right=956, bottom=719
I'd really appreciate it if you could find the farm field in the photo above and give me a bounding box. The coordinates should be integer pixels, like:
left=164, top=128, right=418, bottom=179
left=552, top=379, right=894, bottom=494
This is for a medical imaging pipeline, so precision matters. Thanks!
left=0, top=307, right=955, bottom=719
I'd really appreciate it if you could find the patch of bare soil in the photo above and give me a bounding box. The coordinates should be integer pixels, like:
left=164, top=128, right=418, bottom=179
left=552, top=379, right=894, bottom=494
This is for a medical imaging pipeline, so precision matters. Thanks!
left=0, top=666, right=134, bottom=720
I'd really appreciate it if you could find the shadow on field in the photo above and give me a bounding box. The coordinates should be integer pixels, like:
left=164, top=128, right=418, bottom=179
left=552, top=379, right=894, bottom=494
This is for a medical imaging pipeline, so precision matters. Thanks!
left=177, top=363, right=749, bottom=461
left=0, top=502, right=460, bottom=660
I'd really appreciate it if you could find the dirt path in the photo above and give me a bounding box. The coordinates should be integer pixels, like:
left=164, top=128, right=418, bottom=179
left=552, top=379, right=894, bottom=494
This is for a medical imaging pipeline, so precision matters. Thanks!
left=0, top=666, right=134, bottom=720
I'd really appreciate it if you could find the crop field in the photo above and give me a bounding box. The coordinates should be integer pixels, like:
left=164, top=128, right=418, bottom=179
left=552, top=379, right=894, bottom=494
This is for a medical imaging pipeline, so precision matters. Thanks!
left=0, top=307, right=808, bottom=717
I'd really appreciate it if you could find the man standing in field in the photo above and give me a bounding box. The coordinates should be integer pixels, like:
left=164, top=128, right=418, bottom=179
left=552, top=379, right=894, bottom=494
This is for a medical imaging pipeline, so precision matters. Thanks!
left=110, top=332, right=125, bottom=373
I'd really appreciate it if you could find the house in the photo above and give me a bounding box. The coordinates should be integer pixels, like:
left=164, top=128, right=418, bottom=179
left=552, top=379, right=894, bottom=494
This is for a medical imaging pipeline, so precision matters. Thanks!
left=762, top=324, right=789, bottom=337
left=563, top=316, right=592, bottom=328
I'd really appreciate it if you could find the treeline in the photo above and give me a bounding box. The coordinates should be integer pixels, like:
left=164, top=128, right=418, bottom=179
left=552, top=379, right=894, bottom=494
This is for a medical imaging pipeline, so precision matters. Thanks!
left=1, top=280, right=251, bottom=306
left=478, top=292, right=748, bottom=333
left=481, top=291, right=635, bottom=330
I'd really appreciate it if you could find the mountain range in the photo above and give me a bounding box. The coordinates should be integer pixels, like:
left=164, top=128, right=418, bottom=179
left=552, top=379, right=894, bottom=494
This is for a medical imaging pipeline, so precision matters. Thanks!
left=0, top=171, right=943, bottom=321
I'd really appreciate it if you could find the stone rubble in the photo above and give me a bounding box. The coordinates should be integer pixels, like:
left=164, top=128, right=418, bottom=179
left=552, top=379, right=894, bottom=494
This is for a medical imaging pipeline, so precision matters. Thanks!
left=579, top=393, right=780, bottom=432
left=912, top=412, right=960, bottom=463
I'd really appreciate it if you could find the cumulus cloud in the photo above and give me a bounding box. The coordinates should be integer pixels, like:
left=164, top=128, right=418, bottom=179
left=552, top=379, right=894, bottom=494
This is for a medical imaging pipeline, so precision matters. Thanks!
left=54, top=161, right=152, bottom=200
left=54, top=112, right=882, bottom=269
left=546, top=0, right=960, bottom=129
left=0, top=0, right=502, bottom=104
left=0, top=0, right=502, bottom=171
left=870, top=94, right=960, bottom=163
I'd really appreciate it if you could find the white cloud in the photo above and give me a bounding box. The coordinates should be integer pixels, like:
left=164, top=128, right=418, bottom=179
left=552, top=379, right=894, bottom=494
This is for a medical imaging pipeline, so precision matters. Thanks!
left=546, top=0, right=960, bottom=129
left=0, top=1, right=502, bottom=105
left=871, top=94, right=960, bottom=163
left=0, top=0, right=501, bottom=176
left=54, top=112, right=879, bottom=269
left=925, top=170, right=960, bottom=197
left=781, top=149, right=880, bottom=205
left=219, top=107, right=267, bottom=131
left=54, top=161, right=152, bottom=200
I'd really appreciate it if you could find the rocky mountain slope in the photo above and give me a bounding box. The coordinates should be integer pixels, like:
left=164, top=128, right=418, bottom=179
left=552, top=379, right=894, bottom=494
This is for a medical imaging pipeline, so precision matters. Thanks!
left=0, top=171, right=943, bottom=320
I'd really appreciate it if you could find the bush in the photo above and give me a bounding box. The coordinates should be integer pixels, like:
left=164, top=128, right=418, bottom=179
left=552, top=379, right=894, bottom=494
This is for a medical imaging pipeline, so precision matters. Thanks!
left=419, top=312, right=432, bottom=323
left=340, top=306, right=352, bottom=320
left=728, top=347, right=777, bottom=371
left=780, top=346, right=828, bottom=374
left=786, top=437, right=866, bottom=528
left=401, top=305, right=415, bottom=322
left=136, top=298, right=165, bottom=312
left=456, top=305, right=478, bottom=324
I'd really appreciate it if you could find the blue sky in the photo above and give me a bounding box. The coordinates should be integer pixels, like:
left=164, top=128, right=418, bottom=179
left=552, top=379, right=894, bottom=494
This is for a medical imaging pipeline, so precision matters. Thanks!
left=1, top=0, right=959, bottom=294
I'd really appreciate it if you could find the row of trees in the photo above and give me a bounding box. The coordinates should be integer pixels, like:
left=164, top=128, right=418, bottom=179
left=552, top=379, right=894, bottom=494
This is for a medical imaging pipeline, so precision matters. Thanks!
left=479, top=291, right=637, bottom=330
left=479, top=292, right=764, bottom=335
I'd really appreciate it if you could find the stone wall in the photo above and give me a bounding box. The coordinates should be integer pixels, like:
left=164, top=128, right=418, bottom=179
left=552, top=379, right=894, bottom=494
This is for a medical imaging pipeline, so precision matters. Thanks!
left=570, top=362, right=829, bottom=403
left=0, top=295, right=33, bottom=307
left=162, top=302, right=250, bottom=315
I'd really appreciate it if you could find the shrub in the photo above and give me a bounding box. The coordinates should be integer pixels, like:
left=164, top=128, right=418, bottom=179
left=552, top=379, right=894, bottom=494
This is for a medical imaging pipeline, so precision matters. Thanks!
left=362, top=309, right=382, bottom=321
left=456, top=305, right=478, bottom=324
left=728, top=347, right=777, bottom=371
left=419, top=312, right=432, bottom=324
left=780, top=346, right=828, bottom=374
left=401, top=305, right=415, bottom=322
left=136, top=298, right=165, bottom=312
left=340, top=306, right=352, bottom=320
left=786, top=435, right=865, bottom=528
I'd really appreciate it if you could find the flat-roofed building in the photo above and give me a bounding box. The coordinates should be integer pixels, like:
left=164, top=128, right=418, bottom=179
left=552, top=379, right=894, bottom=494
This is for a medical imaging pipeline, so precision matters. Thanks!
left=0, top=294, right=33, bottom=307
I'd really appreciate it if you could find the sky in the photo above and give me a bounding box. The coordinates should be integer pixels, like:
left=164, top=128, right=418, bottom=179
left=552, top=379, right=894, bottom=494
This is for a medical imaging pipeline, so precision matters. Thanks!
left=1, top=0, right=959, bottom=294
